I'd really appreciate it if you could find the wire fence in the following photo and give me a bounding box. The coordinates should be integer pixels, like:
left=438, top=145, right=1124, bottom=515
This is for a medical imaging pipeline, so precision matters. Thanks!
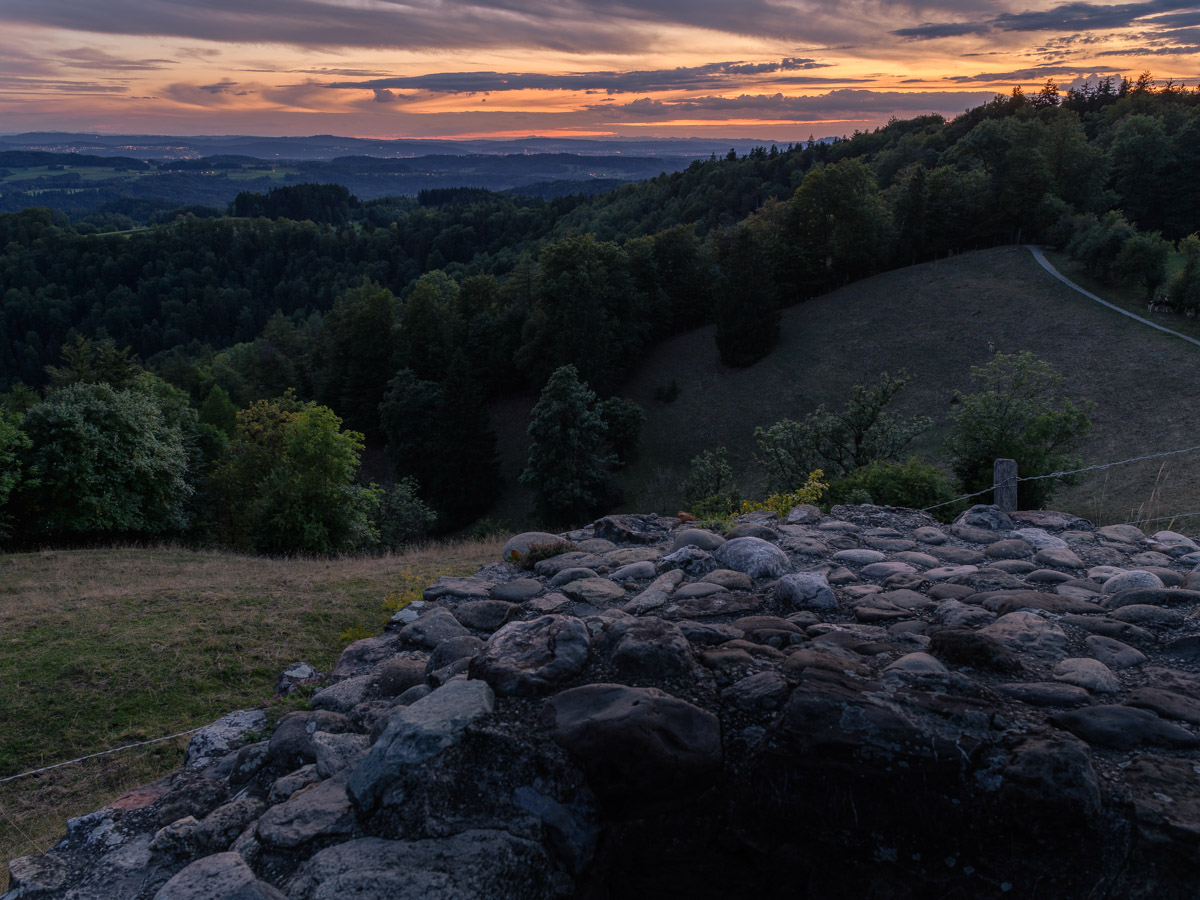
left=922, top=443, right=1200, bottom=518
left=0, top=728, right=203, bottom=786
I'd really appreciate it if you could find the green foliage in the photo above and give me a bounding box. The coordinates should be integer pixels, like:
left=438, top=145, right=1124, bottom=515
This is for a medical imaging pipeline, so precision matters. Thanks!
left=0, top=409, right=30, bottom=536
left=374, top=478, right=437, bottom=549
left=214, top=392, right=378, bottom=553
left=520, top=365, right=617, bottom=524
left=44, top=335, right=142, bottom=390
left=681, top=447, right=741, bottom=515
left=598, top=396, right=646, bottom=466
left=755, top=371, right=930, bottom=489
left=828, top=457, right=961, bottom=521
left=741, top=470, right=829, bottom=518
left=1167, top=233, right=1200, bottom=314
left=198, top=384, right=238, bottom=436
left=1113, top=230, right=1171, bottom=299
left=713, top=219, right=781, bottom=367
left=944, top=351, right=1091, bottom=509
left=19, top=381, right=193, bottom=537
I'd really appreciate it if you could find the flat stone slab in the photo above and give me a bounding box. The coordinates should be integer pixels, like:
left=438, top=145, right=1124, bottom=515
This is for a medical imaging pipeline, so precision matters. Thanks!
left=997, top=682, right=1093, bottom=707
left=1051, top=706, right=1200, bottom=750
left=560, top=577, right=626, bottom=605
left=423, top=576, right=494, bottom=600
left=660, top=593, right=764, bottom=619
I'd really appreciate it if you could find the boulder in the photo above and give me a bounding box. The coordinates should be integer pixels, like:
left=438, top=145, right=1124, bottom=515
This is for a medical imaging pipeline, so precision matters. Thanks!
left=713, top=537, right=790, bottom=579
left=468, top=615, right=591, bottom=696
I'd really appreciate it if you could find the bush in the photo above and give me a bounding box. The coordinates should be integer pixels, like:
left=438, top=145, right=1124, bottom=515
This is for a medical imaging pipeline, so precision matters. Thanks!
left=828, top=457, right=961, bottom=521
left=375, top=478, right=437, bottom=549
left=681, top=447, right=740, bottom=514
left=741, top=470, right=829, bottom=518
left=944, top=352, right=1091, bottom=509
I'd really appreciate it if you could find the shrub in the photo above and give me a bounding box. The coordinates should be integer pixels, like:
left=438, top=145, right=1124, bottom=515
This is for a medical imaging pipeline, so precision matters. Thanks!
left=681, top=447, right=740, bottom=515
left=375, top=478, right=437, bottom=549
left=828, top=457, right=961, bottom=520
left=741, top=470, right=829, bottom=518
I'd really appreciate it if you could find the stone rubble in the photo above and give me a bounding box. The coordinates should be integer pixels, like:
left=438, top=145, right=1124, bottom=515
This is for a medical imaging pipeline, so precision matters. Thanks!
left=10, top=505, right=1200, bottom=898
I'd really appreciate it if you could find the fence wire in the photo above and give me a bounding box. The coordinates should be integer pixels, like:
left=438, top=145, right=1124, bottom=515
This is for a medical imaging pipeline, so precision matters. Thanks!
left=922, top=444, right=1200, bottom=513
left=0, top=728, right=202, bottom=785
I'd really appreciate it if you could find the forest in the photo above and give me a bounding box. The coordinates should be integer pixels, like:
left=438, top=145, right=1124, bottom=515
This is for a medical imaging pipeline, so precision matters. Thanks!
left=0, top=74, right=1198, bottom=551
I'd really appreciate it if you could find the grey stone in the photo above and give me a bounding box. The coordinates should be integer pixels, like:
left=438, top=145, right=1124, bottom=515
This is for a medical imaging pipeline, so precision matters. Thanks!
left=1051, top=706, right=1200, bottom=750
left=542, top=683, right=722, bottom=809
left=609, top=560, right=657, bottom=581
left=1125, top=688, right=1200, bottom=725
left=256, top=776, right=356, bottom=849
left=701, top=569, right=754, bottom=591
left=674, top=582, right=728, bottom=599
left=374, top=658, right=427, bottom=698
left=1102, top=570, right=1165, bottom=594
left=1013, top=528, right=1069, bottom=551
left=671, top=529, right=727, bottom=552
left=593, top=514, right=675, bottom=545
left=659, top=546, right=718, bottom=576
left=269, top=765, right=320, bottom=804
left=468, top=615, right=590, bottom=696
left=286, top=831, right=555, bottom=900
left=560, top=577, right=626, bottom=605
left=954, top=504, right=1014, bottom=531
left=997, top=682, right=1093, bottom=707
left=1085, top=635, right=1147, bottom=670
left=275, top=662, right=321, bottom=697
left=184, top=709, right=267, bottom=770
left=489, top=579, right=544, bottom=602
left=267, top=710, right=353, bottom=770
left=332, top=636, right=400, bottom=679
left=713, top=537, right=790, bottom=579
left=153, top=852, right=286, bottom=900
left=1096, top=524, right=1145, bottom=543
left=347, top=679, right=496, bottom=810
left=453, top=600, right=516, bottom=632
left=605, top=547, right=663, bottom=565
left=311, top=674, right=375, bottom=714
left=604, top=616, right=694, bottom=678
left=725, top=522, right=779, bottom=541
left=722, top=671, right=791, bottom=710
left=979, top=612, right=1068, bottom=659
left=912, top=526, right=948, bottom=544
left=399, top=608, right=470, bottom=650
left=512, top=785, right=598, bottom=876
left=502, top=532, right=571, bottom=564
left=549, top=567, right=598, bottom=587
left=1108, top=604, right=1185, bottom=627
left=986, top=539, right=1033, bottom=560
left=1054, top=658, right=1121, bottom=694
left=775, top=572, right=837, bottom=611
left=831, top=548, right=887, bottom=565
left=422, top=576, right=493, bottom=601
left=862, top=561, right=918, bottom=578
left=533, top=552, right=607, bottom=577
left=933, top=599, right=997, bottom=628
left=1034, top=547, right=1085, bottom=569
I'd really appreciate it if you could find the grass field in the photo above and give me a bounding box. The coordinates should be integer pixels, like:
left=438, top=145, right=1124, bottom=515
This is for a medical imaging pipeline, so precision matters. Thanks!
left=491, top=246, right=1200, bottom=529
left=0, top=537, right=503, bottom=886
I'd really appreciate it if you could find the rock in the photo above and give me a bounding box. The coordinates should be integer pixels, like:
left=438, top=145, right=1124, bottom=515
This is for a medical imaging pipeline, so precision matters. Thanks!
left=1086, top=635, right=1147, bottom=669
left=399, top=608, right=470, bottom=650
left=275, top=662, right=321, bottom=697
left=929, top=630, right=1022, bottom=673
left=933, top=599, right=996, bottom=629
left=1051, top=706, right=1200, bottom=750
left=425, top=635, right=486, bottom=675
left=453, top=600, right=517, bottom=632
left=996, top=682, right=1093, bottom=707
left=542, top=684, right=722, bottom=810
left=6, top=855, right=68, bottom=896
left=609, top=561, right=657, bottom=581
left=1125, top=688, right=1200, bottom=725
left=986, top=539, right=1033, bottom=559
left=831, top=548, right=887, bottom=565
left=785, top=504, right=822, bottom=524
left=670, top=529, right=726, bottom=552
left=1108, top=604, right=1186, bottom=627
left=983, top=591, right=1102, bottom=617
left=660, top=591, right=763, bottom=619
left=1102, top=570, right=1166, bottom=594
left=1013, top=528, right=1069, bottom=551
left=533, top=552, right=607, bottom=577
left=468, top=615, right=591, bottom=696
left=883, top=652, right=949, bottom=677
left=312, top=732, right=370, bottom=779
left=490, top=579, right=544, bottom=602
left=722, top=672, right=791, bottom=710
left=954, top=504, right=1014, bottom=531
left=979, top=612, right=1068, bottom=659
left=422, top=576, right=494, bottom=601
left=673, top=582, right=728, bottom=599
left=331, top=635, right=398, bottom=678
left=256, top=776, right=357, bottom=849
left=912, top=526, right=948, bottom=544
left=374, top=658, right=428, bottom=697
left=549, top=567, right=598, bottom=587
left=924, top=564, right=979, bottom=581
left=1053, top=658, right=1121, bottom=694
left=285, top=831, right=556, bottom=900
left=1165, top=635, right=1200, bottom=661
left=560, top=577, right=626, bottom=605
left=932, top=546, right=986, bottom=565
left=1034, top=547, right=1085, bottom=569
left=603, top=617, right=694, bottom=678
left=311, top=674, right=375, bottom=714
left=1097, top=524, right=1145, bottom=543
left=605, top=547, right=662, bottom=565
left=184, top=709, right=267, bottom=770
left=713, top=537, right=790, bottom=579
left=347, top=679, right=496, bottom=811
left=1106, top=587, right=1200, bottom=609
left=862, top=560, right=918, bottom=578
left=153, top=852, right=286, bottom=900
left=775, top=572, right=837, bottom=611
left=1148, top=530, right=1200, bottom=555
left=725, top=523, right=778, bottom=541
left=502, top=532, right=572, bottom=564
left=659, top=546, right=718, bottom=576
left=267, top=711, right=353, bottom=770
left=1000, top=734, right=1100, bottom=820
left=701, top=569, right=754, bottom=591
left=593, top=514, right=675, bottom=545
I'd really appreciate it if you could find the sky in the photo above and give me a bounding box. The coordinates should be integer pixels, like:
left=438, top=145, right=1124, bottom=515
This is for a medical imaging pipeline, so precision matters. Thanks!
left=0, top=0, right=1197, bottom=141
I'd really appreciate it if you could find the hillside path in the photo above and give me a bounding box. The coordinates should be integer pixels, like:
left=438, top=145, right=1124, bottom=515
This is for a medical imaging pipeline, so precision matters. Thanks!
left=1026, top=244, right=1200, bottom=349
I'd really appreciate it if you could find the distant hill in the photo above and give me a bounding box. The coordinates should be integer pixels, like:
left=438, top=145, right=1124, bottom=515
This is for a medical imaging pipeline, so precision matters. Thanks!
left=489, top=247, right=1200, bottom=529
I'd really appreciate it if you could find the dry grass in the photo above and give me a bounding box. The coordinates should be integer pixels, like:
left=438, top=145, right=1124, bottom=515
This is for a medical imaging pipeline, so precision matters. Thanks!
left=0, top=536, right=504, bottom=886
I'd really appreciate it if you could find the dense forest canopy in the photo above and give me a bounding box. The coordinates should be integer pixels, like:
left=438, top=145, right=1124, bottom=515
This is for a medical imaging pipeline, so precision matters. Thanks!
left=1, top=75, right=1197, bottom=545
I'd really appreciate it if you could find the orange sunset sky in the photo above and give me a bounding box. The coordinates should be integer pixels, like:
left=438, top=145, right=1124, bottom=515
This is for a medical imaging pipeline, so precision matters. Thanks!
left=1, top=0, right=1197, bottom=140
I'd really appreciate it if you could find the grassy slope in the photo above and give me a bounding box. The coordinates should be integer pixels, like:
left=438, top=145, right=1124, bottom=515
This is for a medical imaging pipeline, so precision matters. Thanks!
left=492, top=246, right=1200, bottom=528
left=0, top=538, right=503, bottom=886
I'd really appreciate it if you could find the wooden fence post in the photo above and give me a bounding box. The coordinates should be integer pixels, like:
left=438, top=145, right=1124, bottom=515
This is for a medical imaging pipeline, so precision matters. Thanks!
left=994, top=459, right=1017, bottom=511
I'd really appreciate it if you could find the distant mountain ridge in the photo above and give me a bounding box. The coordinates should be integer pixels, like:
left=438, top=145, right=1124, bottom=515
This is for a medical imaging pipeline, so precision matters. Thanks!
left=0, top=132, right=831, bottom=162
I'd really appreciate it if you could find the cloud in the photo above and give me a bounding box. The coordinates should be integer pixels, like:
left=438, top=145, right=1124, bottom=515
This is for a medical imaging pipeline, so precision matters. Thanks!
left=57, top=46, right=174, bottom=70
left=373, top=88, right=397, bottom=103
left=891, top=22, right=989, bottom=40
left=328, top=58, right=834, bottom=96
left=198, top=78, right=241, bottom=94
